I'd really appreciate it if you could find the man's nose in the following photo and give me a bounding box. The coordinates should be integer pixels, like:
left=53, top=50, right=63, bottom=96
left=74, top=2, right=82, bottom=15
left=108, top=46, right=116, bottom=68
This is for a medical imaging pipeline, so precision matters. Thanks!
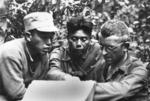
left=102, top=48, right=107, bottom=55
left=76, top=39, right=82, bottom=48
left=45, top=39, right=52, bottom=46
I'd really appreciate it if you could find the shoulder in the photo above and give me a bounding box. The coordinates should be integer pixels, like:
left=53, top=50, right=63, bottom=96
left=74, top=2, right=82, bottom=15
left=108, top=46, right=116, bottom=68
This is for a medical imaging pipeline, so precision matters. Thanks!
left=0, top=38, right=25, bottom=59
left=127, top=55, right=148, bottom=74
left=129, top=55, right=147, bottom=67
left=50, top=47, right=66, bottom=59
left=51, top=46, right=66, bottom=54
left=88, top=41, right=102, bottom=57
left=89, top=41, right=101, bottom=51
left=0, top=39, right=26, bottom=71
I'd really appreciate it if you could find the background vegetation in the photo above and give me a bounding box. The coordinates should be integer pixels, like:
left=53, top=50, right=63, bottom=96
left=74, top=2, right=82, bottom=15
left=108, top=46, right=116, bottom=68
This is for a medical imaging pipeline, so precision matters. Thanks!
left=5, top=0, right=150, bottom=62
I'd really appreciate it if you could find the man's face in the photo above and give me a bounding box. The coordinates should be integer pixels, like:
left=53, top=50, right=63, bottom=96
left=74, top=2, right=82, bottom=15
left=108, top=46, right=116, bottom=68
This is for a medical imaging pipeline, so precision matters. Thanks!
left=101, top=35, right=124, bottom=65
left=68, top=30, right=90, bottom=54
left=30, top=30, right=54, bottom=55
left=0, top=16, right=7, bottom=45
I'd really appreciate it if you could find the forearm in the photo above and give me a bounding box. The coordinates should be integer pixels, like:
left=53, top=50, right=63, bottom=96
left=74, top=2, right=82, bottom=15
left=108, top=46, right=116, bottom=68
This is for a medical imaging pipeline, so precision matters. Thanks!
left=2, top=73, right=26, bottom=100
left=94, top=78, right=142, bottom=101
left=94, top=66, right=147, bottom=101
left=47, top=67, right=81, bottom=81
left=0, top=57, right=26, bottom=100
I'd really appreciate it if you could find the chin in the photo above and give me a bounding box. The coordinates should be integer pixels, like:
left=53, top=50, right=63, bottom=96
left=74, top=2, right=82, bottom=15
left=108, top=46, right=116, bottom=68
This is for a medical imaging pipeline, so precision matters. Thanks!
left=41, top=51, right=49, bottom=55
left=106, top=62, right=112, bottom=65
left=73, top=52, right=82, bottom=56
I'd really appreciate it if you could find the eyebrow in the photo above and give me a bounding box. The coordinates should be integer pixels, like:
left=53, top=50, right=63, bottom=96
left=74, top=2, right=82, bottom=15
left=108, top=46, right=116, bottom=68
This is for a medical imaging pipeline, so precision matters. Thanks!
left=102, top=43, right=114, bottom=48
left=101, top=40, right=121, bottom=48
left=71, top=36, right=89, bottom=38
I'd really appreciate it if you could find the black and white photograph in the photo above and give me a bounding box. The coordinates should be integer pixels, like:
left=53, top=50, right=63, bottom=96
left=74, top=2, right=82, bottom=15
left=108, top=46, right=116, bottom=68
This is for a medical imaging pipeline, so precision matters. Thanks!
left=0, top=0, right=149, bottom=101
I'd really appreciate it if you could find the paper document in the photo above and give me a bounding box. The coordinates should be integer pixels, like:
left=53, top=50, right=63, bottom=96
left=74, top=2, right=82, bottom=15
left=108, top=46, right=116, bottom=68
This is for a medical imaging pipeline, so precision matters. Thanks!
left=22, top=80, right=95, bottom=101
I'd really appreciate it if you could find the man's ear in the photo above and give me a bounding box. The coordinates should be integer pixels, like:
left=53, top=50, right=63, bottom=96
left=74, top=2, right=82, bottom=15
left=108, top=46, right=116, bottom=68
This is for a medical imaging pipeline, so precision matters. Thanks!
left=122, top=42, right=129, bottom=52
left=25, top=32, right=32, bottom=42
left=123, top=42, right=129, bottom=49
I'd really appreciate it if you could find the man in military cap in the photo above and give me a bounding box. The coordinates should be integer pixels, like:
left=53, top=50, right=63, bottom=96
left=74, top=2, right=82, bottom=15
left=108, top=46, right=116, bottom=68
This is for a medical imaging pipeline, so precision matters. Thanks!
left=0, top=12, right=76, bottom=101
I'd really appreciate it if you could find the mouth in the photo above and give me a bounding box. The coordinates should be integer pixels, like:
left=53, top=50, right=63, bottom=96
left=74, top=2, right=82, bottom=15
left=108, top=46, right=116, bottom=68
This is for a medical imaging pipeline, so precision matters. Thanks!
left=74, top=49, right=83, bottom=52
left=43, top=49, right=49, bottom=53
left=104, top=56, right=112, bottom=63
left=42, top=48, right=51, bottom=54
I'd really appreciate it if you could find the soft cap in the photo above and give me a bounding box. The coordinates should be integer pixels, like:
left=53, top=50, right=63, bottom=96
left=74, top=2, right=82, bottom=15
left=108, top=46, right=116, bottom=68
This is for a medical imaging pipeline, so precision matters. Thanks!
left=24, top=12, right=58, bottom=32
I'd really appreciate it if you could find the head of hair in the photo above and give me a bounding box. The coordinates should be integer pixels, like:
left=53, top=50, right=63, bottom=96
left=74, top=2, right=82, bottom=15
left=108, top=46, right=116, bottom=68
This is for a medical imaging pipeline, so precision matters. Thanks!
left=101, top=19, right=130, bottom=48
left=67, top=16, right=93, bottom=37
left=101, top=19, right=129, bottom=38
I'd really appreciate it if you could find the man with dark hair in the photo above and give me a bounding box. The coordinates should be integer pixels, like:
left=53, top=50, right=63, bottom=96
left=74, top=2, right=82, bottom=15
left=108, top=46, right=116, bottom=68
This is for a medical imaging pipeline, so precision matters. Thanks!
left=0, top=12, right=76, bottom=101
left=49, top=16, right=104, bottom=81
left=94, top=19, right=148, bottom=101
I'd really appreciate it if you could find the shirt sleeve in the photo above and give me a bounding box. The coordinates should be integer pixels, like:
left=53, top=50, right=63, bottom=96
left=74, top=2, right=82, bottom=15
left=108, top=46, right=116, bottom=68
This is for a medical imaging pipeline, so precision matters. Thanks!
left=0, top=52, right=26, bottom=100
left=94, top=61, right=148, bottom=101
left=47, top=48, right=73, bottom=80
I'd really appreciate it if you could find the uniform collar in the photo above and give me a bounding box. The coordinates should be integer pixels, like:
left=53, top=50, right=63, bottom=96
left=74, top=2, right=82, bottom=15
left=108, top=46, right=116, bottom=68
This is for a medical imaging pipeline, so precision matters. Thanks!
left=108, top=52, right=132, bottom=76
left=23, top=39, right=34, bottom=62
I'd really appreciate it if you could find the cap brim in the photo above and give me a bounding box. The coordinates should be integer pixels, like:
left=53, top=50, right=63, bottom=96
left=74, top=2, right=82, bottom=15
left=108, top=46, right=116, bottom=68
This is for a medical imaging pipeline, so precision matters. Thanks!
left=36, top=26, right=58, bottom=32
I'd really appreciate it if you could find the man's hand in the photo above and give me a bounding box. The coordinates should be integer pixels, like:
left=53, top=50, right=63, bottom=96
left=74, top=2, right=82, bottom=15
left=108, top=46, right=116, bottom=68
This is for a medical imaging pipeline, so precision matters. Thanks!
left=63, top=74, right=80, bottom=81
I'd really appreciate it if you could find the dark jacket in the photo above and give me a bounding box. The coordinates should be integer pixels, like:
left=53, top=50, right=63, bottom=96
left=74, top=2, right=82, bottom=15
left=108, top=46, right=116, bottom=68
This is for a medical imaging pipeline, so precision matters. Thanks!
left=94, top=53, right=148, bottom=101
left=49, top=41, right=104, bottom=81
